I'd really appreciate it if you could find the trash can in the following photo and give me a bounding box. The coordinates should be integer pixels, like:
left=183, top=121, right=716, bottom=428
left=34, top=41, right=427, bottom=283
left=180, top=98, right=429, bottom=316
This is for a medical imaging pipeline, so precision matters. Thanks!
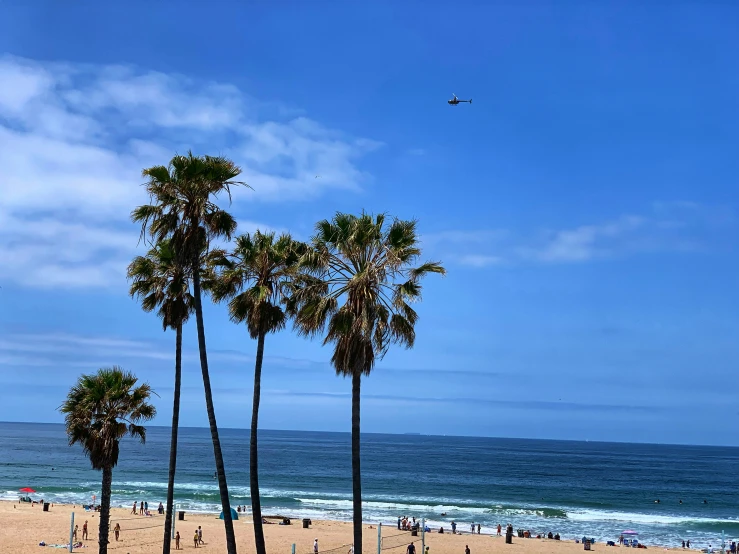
left=43, top=503, right=50, bottom=512
left=411, top=529, right=418, bottom=537
left=584, top=540, right=591, bottom=551
left=302, top=518, right=311, bottom=529
left=178, top=511, right=185, bottom=521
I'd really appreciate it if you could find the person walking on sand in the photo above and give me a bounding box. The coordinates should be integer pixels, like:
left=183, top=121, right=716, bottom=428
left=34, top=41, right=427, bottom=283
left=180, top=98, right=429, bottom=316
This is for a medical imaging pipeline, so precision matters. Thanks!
left=131, top=501, right=137, bottom=515
left=194, top=530, right=199, bottom=548
left=497, top=524, right=501, bottom=536
left=407, top=542, right=416, bottom=554
left=314, top=539, right=319, bottom=554
left=175, top=531, right=180, bottom=550
left=140, top=501, right=144, bottom=515
left=198, top=526, right=204, bottom=545
left=465, top=546, right=470, bottom=554
left=451, top=521, right=457, bottom=535
left=82, top=520, right=88, bottom=540
left=114, top=523, right=120, bottom=541
left=470, top=523, right=474, bottom=534
left=73, top=525, right=78, bottom=541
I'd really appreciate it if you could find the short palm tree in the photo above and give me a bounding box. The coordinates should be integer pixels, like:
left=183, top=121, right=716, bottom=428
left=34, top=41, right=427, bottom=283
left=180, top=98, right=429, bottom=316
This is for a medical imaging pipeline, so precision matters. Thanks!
left=127, top=239, right=193, bottom=554
left=289, top=212, right=445, bottom=554
left=59, top=367, right=156, bottom=554
left=132, top=152, right=248, bottom=554
left=205, top=231, right=305, bottom=554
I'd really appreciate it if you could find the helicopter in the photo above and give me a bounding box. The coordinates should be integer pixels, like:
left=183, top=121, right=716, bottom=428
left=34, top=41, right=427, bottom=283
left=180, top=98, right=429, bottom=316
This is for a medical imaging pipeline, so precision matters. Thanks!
left=448, top=93, right=472, bottom=105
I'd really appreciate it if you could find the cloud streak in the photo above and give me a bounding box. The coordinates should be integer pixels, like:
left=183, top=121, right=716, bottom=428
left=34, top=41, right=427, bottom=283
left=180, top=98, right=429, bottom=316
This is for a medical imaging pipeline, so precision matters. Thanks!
left=428, top=202, right=735, bottom=268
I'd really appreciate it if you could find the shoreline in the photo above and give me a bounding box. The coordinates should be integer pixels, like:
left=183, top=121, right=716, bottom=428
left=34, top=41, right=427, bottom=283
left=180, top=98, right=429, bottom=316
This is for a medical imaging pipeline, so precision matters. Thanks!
left=0, top=501, right=695, bottom=553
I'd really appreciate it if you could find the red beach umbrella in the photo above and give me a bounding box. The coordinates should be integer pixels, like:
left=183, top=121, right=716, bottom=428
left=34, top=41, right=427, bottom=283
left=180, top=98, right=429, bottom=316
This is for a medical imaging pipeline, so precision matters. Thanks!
left=19, top=487, right=36, bottom=494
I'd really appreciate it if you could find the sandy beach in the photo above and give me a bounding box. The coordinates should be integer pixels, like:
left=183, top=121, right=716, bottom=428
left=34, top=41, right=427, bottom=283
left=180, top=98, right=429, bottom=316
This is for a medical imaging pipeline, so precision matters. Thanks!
left=0, top=501, right=692, bottom=554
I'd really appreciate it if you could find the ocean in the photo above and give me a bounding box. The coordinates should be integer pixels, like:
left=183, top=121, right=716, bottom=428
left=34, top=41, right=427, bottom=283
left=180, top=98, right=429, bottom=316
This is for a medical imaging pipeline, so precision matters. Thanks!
left=1, top=422, right=737, bottom=549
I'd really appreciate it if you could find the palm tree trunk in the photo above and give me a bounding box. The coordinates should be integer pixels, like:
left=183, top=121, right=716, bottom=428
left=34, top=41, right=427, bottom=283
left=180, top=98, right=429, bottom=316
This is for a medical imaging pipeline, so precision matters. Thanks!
left=351, top=372, right=362, bottom=554
left=99, top=466, right=113, bottom=554
left=250, top=330, right=266, bottom=554
left=163, top=322, right=183, bottom=554
left=192, top=266, right=237, bottom=554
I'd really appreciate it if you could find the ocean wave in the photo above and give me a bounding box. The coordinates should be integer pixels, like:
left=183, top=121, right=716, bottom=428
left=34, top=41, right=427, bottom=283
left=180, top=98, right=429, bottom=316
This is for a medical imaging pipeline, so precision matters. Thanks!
left=567, top=509, right=739, bottom=527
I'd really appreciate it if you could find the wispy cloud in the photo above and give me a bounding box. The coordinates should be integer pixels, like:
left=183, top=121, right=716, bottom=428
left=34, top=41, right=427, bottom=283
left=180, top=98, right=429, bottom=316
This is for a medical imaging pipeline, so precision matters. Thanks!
left=267, top=390, right=662, bottom=413
left=428, top=203, right=735, bottom=268
left=0, top=55, right=380, bottom=289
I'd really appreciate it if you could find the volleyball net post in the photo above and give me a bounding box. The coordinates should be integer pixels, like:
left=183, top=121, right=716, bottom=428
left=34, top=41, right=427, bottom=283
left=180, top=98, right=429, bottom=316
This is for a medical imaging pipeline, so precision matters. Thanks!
left=291, top=543, right=296, bottom=554
left=421, top=518, right=425, bottom=554
left=68, top=511, right=75, bottom=553
left=377, top=523, right=382, bottom=554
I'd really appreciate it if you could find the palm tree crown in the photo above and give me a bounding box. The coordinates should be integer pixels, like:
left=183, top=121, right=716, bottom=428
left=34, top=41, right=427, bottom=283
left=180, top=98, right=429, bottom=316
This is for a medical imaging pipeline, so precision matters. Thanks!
left=60, top=367, right=156, bottom=469
left=132, top=151, right=247, bottom=263
left=207, top=231, right=306, bottom=336
left=291, top=211, right=446, bottom=374
left=127, top=239, right=194, bottom=330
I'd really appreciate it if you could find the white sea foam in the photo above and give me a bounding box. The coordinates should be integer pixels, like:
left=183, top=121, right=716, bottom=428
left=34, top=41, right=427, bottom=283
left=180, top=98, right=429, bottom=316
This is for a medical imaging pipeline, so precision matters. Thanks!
left=566, top=509, right=739, bottom=526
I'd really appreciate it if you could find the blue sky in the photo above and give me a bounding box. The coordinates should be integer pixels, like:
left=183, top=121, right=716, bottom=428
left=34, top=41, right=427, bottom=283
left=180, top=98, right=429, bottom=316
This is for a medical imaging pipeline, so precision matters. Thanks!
left=0, top=2, right=737, bottom=445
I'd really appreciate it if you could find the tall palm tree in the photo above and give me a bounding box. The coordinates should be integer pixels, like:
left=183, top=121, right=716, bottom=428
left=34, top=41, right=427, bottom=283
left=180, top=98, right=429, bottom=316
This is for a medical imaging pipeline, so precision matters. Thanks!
left=289, top=212, right=446, bottom=553
left=132, top=152, right=248, bottom=554
left=59, top=367, right=156, bottom=554
left=205, top=231, right=306, bottom=554
left=127, top=239, right=193, bottom=554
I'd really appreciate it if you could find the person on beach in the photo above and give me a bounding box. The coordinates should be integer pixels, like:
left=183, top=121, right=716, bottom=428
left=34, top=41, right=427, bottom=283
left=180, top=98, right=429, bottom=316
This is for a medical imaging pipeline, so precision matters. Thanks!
left=497, top=524, right=501, bottom=536
left=82, top=520, right=88, bottom=540
left=73, top=525, right=78, bottom=541
left=451, top=521, right=457, bottom=534
left=114, top=523, right=120, bottom=541
left=465, top=546, right=470, bottom=554
left=131, top=501, right=137, bottom=515
left=140, top=501, right=144, bottom=515
left=477, top=524, right=480, bottom=534
left=407, top=542, right=416, bottom=554
left=198, top=526, right=204, bottom=545
left=470, top=523, right=474, bottom=534
left=194, top=530, right=199, bottom=548
left=175, top=531, right=180, bottom=550
left=158, top=502, right=164, bottom=514
left=314, top=538, right=319, bottom=554
left=398, top=517, right=401, bottom=530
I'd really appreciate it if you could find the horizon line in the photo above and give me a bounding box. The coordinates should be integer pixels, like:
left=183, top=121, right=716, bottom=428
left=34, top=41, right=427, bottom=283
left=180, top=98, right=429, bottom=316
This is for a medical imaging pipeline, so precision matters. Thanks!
left=1, top=420, right=737, bottom=449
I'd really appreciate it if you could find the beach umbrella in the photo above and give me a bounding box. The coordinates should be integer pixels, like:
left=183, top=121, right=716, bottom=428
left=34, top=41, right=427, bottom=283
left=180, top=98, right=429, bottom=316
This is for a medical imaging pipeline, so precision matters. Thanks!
left=19, top=487, right=36, bottom=494
left=622, top=530, right=638, bottom=536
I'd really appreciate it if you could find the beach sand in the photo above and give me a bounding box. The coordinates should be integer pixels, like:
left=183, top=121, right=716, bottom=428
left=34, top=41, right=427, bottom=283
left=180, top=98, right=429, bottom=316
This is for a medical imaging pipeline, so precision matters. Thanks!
left=0, top=501, right=689, bottom=553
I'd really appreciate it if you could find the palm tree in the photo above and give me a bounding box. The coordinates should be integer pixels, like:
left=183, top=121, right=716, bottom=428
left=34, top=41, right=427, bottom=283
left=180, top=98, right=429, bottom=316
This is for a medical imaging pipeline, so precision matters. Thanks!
left=289, top=212, right=446, bottom=553
left=205, top=231, right=306, bottom=554
left=132, top=152, right=248, bottom=554
left=127, top=239, right=193, bottom=554
left=59, top=367, right=156, bottom=554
